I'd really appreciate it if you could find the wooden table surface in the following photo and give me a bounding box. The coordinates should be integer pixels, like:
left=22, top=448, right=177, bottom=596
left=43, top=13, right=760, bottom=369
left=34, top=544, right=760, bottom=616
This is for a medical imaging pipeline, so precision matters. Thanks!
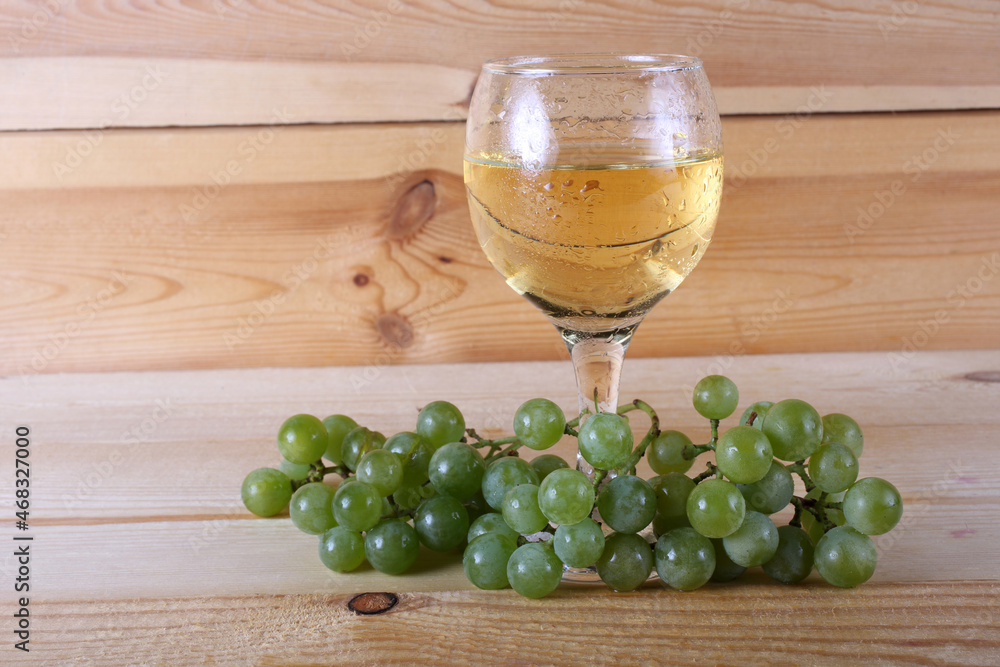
left=7, top=349, right=1000, bottom=664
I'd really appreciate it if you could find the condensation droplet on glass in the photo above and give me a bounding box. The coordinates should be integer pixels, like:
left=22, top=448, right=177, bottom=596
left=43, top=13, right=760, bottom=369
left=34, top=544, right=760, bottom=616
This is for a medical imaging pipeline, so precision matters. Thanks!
left=562, top=179, right=574, bottom=188
left=673, top=132, right=688, bottom=141
left=691, top=244, right=699, bottom=256
left=579, top=180, right=601, bottom=193
left=679, top=199, right=687, bottom=211
left=543, top=182, right=555, bottom=191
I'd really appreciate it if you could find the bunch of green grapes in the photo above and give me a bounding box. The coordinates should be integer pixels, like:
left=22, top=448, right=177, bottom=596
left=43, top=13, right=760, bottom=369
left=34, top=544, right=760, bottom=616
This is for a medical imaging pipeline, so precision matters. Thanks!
left=241, top=377, right=903, bottom=597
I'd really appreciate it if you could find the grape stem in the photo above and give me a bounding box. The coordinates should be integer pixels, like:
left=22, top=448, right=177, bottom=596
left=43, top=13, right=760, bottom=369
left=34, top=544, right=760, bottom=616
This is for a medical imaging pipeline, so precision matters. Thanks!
left=785, top=461, right=816, bottom=492
left=691, top=462, right=718, bottom=485
left=619, top=399, right=660, bottom=473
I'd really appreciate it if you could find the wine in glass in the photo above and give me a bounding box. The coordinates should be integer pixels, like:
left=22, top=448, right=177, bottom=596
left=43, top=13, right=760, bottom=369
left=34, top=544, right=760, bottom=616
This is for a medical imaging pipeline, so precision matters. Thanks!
left=464, top=54, right=723, bottom=465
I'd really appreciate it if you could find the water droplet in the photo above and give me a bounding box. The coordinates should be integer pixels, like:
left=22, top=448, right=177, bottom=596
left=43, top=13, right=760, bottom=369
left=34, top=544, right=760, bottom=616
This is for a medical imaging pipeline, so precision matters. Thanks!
left=543, top=182, right=555, bottom=191
left=580, top=180, right=601, bottom=193
left=562, top=179, right=574, bottom=188
left=691, top=244, right=699, bottom=256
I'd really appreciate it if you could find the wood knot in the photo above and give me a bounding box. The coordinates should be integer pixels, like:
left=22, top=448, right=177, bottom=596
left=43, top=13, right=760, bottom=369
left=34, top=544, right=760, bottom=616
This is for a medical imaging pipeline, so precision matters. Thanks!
left=347, top=592, right=398, bottom=615
left=376, top=313, right=414, bottom=349
left=387, top=180, right=436, bottom=240
left=964, top=371, right=1000, bottom=383
left=353, top=273, right=370, bottom=287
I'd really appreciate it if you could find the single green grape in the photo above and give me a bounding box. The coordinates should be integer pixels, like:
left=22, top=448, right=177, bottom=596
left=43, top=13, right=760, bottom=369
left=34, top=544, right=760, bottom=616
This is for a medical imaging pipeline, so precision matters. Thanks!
left=553, top=518, right=605, bottom=568
left=501, top=484, right=548, bottom=535
left=655, top=527, right=716, bottom=591
left=808, top=442, right=859, bottom=493
left=737, top=460, right=795, bottom=515
left=318, top=526, right=365, bottom=573
left=800, top=510, right=827, bottom=546
left=463, top=532, right=517, bottom=590
left=843, top=477, right=903, bottom=535
left=277, top=414, right=329, bottom=465
left=709, top=538, right=746, bottom=583
left=692, top=375, right=740, bottom=420
left=814, top=525, right=877, bottom=587
left=596, top=532, right=654, bottom=592
left=722, top=510, right=779, bottom=567
left=740, top=401, right=774, bottom=429
left=577, top=412, right=633, bottom=471
left=364, top=519, right=420, bottom=575
left=531, top=454, right=570, bottom=482
left=355, top=449, right=405, bottom=497
left=415, top=400, right=466, bottom=450
left=650, top=473, right=696, bottom=537
left=762, top=525, right=814, bottom=584
left=762, top=399, right=824, bottom=461
left=414, top=495, right=469, bottom=552
left=597, top=474, right=657, bottom=534
left=322, top=414, right=358, bottom=465
left=332, top=480, right=382, bottom=532
left=242, top=468, right=293, bottom=517
left=513, top=398, right=567, bottom=451
left=646, top=430, right=695, bottom=475
left=278, top=459, right=312, bottom=481
left=715, top=426, right=774, bottom=484
left=467, top=512, right=520, bottom=544
left=392, top=484, right=422, bottom=511
left=428, top=442, right=486, bottom=501
left=383, top=431, right=433, bottom=486
left=537, top=468, right=595, bottom=526
left=482, top=457, right=539, bottom=510
left=289, top=482, right=337, bottom=535
left=341, top=426, right=385, bottom=472
left=822, top=413, right=864, bottom=458
left=507, top=542, right=563, bottom=599
left=686, top=478, right=746, bottom=539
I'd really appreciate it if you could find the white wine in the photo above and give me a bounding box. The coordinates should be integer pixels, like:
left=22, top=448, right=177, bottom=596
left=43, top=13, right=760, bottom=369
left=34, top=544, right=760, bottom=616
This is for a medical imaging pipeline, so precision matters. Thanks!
left=464, top=151, right=723, bottom=332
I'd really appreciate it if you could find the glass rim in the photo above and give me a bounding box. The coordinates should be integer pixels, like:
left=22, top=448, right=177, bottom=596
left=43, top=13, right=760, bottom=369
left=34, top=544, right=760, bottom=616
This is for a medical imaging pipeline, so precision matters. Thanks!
left=481, top=53, right=703, bottom=75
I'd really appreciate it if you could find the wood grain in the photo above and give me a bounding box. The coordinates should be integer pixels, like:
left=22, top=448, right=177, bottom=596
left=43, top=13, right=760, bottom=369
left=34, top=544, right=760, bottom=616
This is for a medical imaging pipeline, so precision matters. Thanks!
left=1, top=0, right=999, bottom=130
left=2, top=111, right=998, bottom=375
left=4, top=351, right=1000, bottom=663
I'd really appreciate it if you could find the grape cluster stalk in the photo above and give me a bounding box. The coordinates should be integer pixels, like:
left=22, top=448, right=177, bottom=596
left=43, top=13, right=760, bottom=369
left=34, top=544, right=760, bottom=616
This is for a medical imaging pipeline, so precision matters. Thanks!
left=241, top=376, right=903, bottom=598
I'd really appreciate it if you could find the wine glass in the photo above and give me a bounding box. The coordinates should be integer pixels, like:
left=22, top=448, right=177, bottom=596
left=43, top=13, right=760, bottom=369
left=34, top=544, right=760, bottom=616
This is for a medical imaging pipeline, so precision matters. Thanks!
left=464, top=54, right=723, bottom=465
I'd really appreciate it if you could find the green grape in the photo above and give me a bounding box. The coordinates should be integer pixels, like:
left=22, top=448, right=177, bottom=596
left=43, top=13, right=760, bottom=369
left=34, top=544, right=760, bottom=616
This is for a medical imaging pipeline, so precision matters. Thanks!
left=278, top=459, right=312, bottom=481
left=482, top=457, right=539, bottom=510
left=692, top=375, right=740, bottom=420
left=241, top=468, right=293, bottom=517
left=318, top=526, right=365, bottom=573
left=537, top=468, right=595, bottom=526
left=414, top=495, right=469, bottom=551
left=467, top=512, right=520, bottom=544
left=739, top=401, right=773, bottom=429
left=513, top=398, right=567, bottom=451
left=356, top=449, right=405, bottom=497
left=332, top=480, right=382, bottom=532
left=646, top=430, right=695, bottom=475
left=553, top=518, right=605, bottom=568
left=341, top=427, right=385, bottom=472
left=737, top=460, right=795, bottom=514
left=577, top=412, right=633, bottom=470
left=597, top=474, right=657, bottom=534
left=814, top=525, right=877, bottom=587
left=322, top=414, right=358, bottom=465
left=419, top=483, right=437, bottom=499
left=364, top=519, right=420, bottom=575
left=826, top=506, right=846, bottom=527
left=501, top=484, right=548, bottom=535
left=428, top=442, right=486, bottom=501
left=415, top=400, right=466, bottom=450
left=808, top=443, right=859, bottom=493
left=650, top=473, right=695, bottom=537
left=596, top=532, right=654, bottom=592
left=289, top=482, right=337, bottom=535
left=800, top=510, right=827, bottom=545
left=392, top=484, right=422, bottom=511
left=843, top=477, right=903, bottom=535
left=463, top=532, right=518, bottom=590
left=822, top=413, right=864, bottom=458
left=507, top=542, right=563, bottom=599
left=686, top=478, right=746, bottom=539
left=531, top=454, right=570, bottom=482
left=383, top=431, right=433, bottom=486
left=722, top=510, right=779, bottom=567
left=762, top=525, right=814, bottom=584
left=715, top=426, right=773, bottom=484
left=762, top=399, right=824, bottom=461
left=710, top=538, right=746, bottom=583
left=277, top=414, right=329, bottom=465
left=655, top=528, right=716, bottom=591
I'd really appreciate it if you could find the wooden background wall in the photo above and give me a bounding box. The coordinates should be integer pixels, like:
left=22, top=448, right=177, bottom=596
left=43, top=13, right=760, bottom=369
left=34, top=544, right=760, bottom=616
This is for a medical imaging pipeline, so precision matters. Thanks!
left=2, top=0, right=998, bottom=375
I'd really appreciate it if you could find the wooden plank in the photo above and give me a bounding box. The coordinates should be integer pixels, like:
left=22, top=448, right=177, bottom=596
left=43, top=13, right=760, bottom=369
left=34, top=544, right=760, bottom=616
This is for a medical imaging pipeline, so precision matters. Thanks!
left=3, top=351, right=1000, bottom=663
left=2, top=0, right=999, bottom=129
left=1, top=111, right=998, bottom=374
